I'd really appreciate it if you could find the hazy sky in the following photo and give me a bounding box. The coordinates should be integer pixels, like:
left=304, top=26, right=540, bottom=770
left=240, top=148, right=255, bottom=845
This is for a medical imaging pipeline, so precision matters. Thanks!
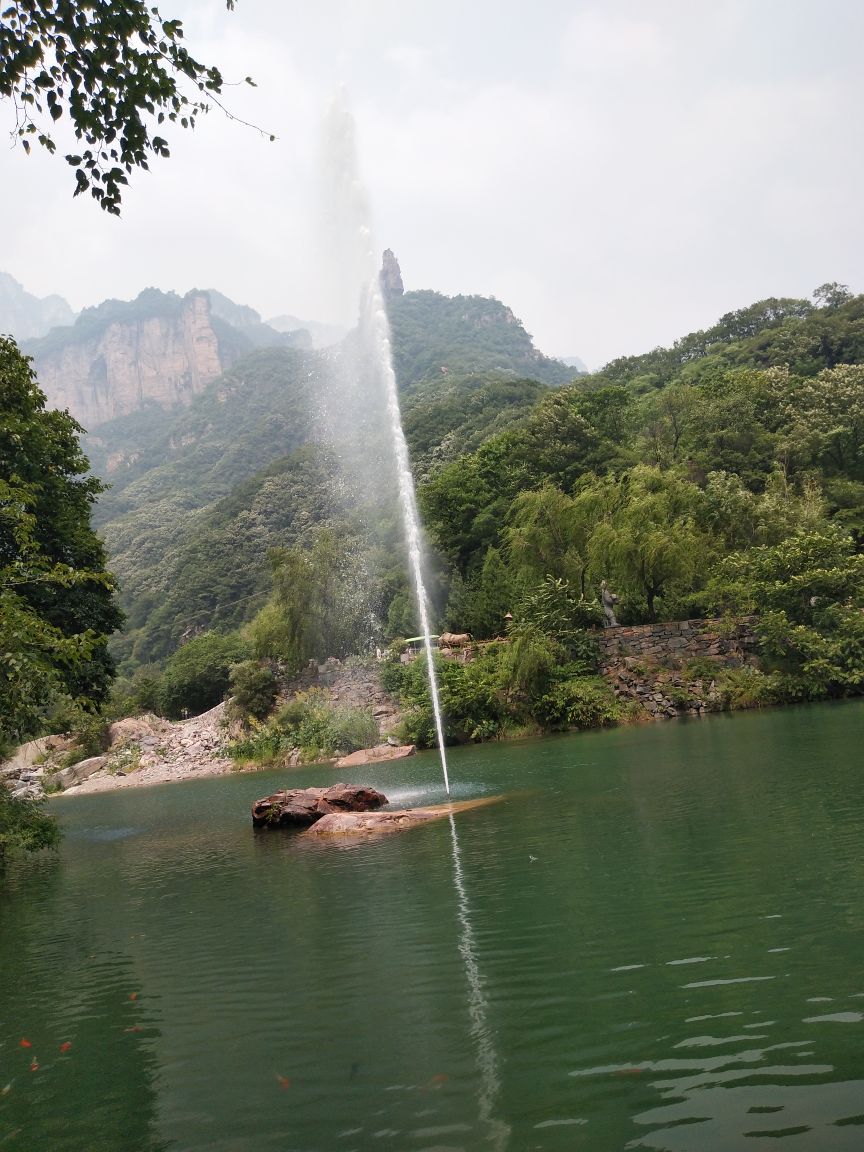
left=3, top=0, right=863, bottom=367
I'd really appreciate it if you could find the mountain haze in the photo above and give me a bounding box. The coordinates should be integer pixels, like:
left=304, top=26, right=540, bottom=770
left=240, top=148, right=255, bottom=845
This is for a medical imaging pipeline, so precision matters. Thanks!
left=0, top=272, right=76, bottom=341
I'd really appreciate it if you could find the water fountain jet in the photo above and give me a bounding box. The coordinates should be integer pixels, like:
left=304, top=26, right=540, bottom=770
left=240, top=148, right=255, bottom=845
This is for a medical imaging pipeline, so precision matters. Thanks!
left=360, top=283, right=451, bottom=795
left=322, top=92, right=451, bottom=795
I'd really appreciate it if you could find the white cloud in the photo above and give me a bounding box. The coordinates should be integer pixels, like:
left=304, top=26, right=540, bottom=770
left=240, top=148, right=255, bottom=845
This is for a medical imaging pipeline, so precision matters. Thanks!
left=1, top=0, right=863, bottom=365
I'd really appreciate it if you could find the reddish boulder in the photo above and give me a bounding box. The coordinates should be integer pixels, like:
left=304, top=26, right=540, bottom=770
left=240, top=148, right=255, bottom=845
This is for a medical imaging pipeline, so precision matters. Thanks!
left=251, top=783, right=387, bottom=829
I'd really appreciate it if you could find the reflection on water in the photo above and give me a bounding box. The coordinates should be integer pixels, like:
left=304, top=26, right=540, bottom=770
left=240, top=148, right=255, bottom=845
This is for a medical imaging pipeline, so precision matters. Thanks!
left=447, top=812, right=510, bottom=1150
left=2, top=701, right=864, bottom=1150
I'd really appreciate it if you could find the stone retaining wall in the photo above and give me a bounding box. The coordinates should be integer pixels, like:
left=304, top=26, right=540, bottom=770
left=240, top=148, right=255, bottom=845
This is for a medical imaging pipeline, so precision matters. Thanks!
left=597, top=617, right=758, bottom=663
left=597, top=617, right=760, bottom=721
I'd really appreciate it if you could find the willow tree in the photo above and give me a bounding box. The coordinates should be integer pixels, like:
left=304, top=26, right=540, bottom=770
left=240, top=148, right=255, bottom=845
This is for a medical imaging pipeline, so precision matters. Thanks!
left=586, top=466, right=711, bottom=622
left=248, top=531, right=369, bottom=673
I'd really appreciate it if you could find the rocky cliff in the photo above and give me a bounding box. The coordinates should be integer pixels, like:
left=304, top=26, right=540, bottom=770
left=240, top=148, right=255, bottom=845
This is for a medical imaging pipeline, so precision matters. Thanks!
left=26, top=290, right=227, bottom=430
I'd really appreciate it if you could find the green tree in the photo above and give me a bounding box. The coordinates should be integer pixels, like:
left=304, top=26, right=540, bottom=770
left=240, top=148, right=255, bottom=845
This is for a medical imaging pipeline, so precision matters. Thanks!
left=159, top=630, right=248, bottom=718
left=709, top=526, right=864, bottom=623
left=775, top=365, right=864, bottom=478
left=1, top=339, right=122, bottom=741
left=710, top=527, right=864, bottom=699
left=813, top=282, right=854, bottom=311
left=586, top=466, right=711, bottom=621
left=0, top=0, right=265, bottom=212
left=444, top=547, right=516, bottom=638
left=248, top=530, right=370, bottom=672
left=507, top=485, right=590, bottom=594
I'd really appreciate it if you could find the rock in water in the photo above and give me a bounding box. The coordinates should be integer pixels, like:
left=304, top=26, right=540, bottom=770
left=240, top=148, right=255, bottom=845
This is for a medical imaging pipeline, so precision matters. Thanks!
left=334, top=744, right=415, bottom=768
left=379, top=249, right=404, bottom=300
left=251, top=783, right=388, bottom=829
left=308, top=795, right=507, bottom=838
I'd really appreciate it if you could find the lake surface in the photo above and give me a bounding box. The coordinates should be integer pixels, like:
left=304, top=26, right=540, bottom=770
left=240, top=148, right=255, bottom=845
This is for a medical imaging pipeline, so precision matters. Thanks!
left=2, top=702, right=864, bottom=1151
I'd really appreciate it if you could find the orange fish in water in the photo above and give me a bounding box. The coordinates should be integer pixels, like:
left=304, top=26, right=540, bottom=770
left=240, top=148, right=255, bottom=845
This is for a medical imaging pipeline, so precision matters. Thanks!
left=29, top=1060, right=39, bottom=1073
left=59, top=1042, right=72, bottom=1054
left=276, top=1075, right=291, bottom=1090
left=19, top=1038, right=32, bottom=1049
left=428, top=1073, right=449, bottom=1088
left=128, top=992, right=138, bottom=1001
left=124, top=1026, right=143, bottom=1034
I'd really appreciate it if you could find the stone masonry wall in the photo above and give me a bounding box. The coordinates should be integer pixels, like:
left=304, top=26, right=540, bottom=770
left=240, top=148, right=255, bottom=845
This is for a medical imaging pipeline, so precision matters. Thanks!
left=597, top=617, right=758, bottom=663
left=597, top=617, right=760, bottom=721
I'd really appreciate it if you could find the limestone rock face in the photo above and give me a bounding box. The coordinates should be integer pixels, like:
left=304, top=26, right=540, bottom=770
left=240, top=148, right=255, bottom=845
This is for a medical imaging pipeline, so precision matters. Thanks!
left=30, top=292, right=225, bottom=429
left=379, top=249, right=404, bottom=300
left=251, top=783, right=388, bottom=829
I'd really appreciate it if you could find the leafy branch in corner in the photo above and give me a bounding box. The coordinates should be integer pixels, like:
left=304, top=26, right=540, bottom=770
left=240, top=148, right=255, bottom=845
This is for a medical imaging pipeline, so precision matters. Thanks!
left=0, top=0, right=273, bottom=213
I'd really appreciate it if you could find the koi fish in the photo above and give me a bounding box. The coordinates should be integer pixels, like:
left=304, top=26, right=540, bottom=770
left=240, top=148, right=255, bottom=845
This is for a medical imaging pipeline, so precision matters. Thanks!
left=123, top=1026, right=143, bottom=1034
left=427, top=1073, right=449, bottom=1088
left=1, top=1083, right=12, bottom=1097
left=18, top=1039, right=31, bottom=1049
left=128, top=992, right=138, bottom=1001
left=59, top=1042, right=72, bottom=1054
left=29, top=1060, right=38, bottom=1073
left=276, top=1075, right=291, bottom=1090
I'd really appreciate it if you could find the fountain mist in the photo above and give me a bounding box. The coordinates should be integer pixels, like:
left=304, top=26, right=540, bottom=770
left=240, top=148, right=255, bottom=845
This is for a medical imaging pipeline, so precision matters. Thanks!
left=322, top=95, right=451, bottom=795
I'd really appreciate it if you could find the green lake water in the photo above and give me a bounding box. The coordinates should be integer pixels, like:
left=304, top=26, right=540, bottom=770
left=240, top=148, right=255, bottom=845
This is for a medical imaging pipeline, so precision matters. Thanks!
left=2, top=702, right=864, bottom=1151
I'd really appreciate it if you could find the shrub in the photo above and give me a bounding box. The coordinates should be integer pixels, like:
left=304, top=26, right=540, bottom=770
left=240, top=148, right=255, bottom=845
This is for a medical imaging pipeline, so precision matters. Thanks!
left=159, top=631, right=249, bottom=719
left=228, top=661, right=278, bottom=723
left=228, top=688, right=379, bottom=765
left=666, top=684, right=697, bottom=709
left=715, top=666, right=782, bottom=710
left=227, top=727, right=290, bottom=766
left=757, top=605, right=864, bottom=697
left=0, top=791, right=60, bottom=863
left=379, top=657, right=408, bottom=697
left=534, top=676, right=622, bottom=730
left=46, top=698, right=110, bottom=765
left=684, top=656, right=721, bottom=681
left=396, top=705, right=437, bottom=748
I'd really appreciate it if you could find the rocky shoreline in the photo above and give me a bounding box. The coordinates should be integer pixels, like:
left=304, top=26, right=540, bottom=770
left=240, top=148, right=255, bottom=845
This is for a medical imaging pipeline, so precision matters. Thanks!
left=2, top=704, right=235, bottom=801
left=1, top=619, right=766, bottom=802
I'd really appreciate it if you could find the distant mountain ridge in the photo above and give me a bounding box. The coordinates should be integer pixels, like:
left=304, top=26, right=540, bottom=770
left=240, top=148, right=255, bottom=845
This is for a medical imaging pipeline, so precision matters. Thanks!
left=21, top=287, right=310, bottom=430
left=266, top=313, right=347, bottom=349
left=13, top=272, right=574, bottom=431
left=0, top=271, right=76, bottom=340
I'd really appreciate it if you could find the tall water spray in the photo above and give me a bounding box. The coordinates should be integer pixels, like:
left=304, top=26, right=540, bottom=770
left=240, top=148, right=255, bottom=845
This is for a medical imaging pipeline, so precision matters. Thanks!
left=322, top=94, right=450, bottom=795
left=361, top=269, right=452, bottom=796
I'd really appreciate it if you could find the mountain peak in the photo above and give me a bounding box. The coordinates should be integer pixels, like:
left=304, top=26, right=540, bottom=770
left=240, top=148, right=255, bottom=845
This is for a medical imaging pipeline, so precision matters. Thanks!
left=380, top=249, right=404, bottom=301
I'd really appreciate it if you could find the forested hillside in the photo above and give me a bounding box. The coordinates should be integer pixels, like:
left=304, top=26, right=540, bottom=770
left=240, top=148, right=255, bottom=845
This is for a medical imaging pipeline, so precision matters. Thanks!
left=5, top=271, right=864, bottom=759
left=23, top=279, right=855, bottom=748
left=86, top=290, right=574, bottom=667
left=404, top=285, right=864, bottom=734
